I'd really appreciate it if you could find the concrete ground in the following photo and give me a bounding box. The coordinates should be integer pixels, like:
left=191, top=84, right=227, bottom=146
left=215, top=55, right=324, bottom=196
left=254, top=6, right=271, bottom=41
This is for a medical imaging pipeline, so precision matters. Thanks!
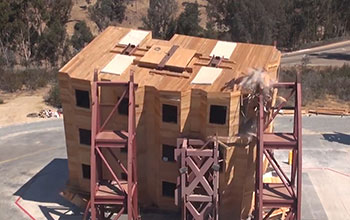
left=274, top=115, right=350, bottom=220
left=0, top=116, right=349, bottom=219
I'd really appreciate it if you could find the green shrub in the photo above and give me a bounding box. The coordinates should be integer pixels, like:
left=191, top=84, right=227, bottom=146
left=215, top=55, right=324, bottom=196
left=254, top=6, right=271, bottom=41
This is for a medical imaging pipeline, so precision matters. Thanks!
left=45, top=83, right=61, bottom=108
left=22, top=68, right=56, bottom=90
left=280, top=64, right=350, bottom=105
left=0, top=68, right=57, bottom=92
left=71, top=21, right=93, bottom=51
left=0, top=98, right=4, bottom=104
left=0, top=69, right=24, bottom=92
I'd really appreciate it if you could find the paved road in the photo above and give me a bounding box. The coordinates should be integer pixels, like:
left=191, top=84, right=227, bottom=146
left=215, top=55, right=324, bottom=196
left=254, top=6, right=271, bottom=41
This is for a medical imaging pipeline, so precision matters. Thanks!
left=0, top=116, right=349, bottom=219
left=281, top=41, right=350, bottom=66
left=0, top=119, right=81, bottom=220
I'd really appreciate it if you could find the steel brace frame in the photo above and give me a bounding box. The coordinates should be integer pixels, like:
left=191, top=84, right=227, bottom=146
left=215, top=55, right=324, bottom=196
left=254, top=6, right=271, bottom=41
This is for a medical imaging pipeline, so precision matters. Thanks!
left=84, top=70, right=139, bottom=220
left=175, top=138, right=220, bottom=220
left=255, top=73, right=302, bottom=220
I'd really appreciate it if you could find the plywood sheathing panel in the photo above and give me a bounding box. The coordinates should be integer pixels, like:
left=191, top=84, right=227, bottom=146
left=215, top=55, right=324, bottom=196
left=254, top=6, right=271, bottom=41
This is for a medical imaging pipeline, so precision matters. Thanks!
left=118, top=29, right=151, bottom=46
left=60, top=27, right=281, bottom=94
left=180, top=89, right=208, bottom=138
left=219, top=140, right=256, bottom=220
left=101, top=54, right=135, bottom=75
left=210, top=41, right=237, bottom=59
left=206, top=92, right=230, bottom=137
left=165, top=47, right=196, bottom=70
left=139, top=45, right=171, bottom=68
left=229, top=92, right=241, bottom=137
left=191, top=66, right=223, bottom=85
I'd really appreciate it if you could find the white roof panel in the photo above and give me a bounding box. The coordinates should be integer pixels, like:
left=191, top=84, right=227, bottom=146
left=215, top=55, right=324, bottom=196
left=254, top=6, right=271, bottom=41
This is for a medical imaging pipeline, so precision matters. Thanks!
left=101, top=54, right=135, bottom=75
left=210, top=41, right=237, bottom=59
left=119, top=29, right=150, bottom=46
left=191, top=67, right=223, bottom=85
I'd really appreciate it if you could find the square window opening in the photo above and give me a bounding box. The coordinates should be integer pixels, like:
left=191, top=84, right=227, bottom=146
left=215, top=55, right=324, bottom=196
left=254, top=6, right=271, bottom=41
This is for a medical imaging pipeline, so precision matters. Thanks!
left=120, top=146, right=128, bottom=153
left=209, top=105, right=227, bottom=125
left=162, top=181, right=176, bottom=198
left=79, top=128, right=91, bottom=146
left=121, top=172, right=127, bottom=180
left=82, top=164, right=91, bottom=179
left=75, top=89, right=90, bottom=108
left=118, top=97, right=129, bottom=115
left=162, top=104, right=177, bottom=124
left=162, top=144, right=176, bottom=162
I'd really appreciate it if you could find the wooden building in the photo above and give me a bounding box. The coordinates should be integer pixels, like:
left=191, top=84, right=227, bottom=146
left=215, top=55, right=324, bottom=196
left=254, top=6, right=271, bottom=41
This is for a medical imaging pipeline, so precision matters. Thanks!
left=58, top=27, right=281, bottom=219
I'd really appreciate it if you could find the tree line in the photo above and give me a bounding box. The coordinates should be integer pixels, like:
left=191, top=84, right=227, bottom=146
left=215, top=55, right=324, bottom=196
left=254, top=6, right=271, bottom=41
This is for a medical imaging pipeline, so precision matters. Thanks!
left=0, top=0, right=73, bottom=67
left=1, top=0, right=349, bottom=68
left=145, top=0, right=350, bottom=50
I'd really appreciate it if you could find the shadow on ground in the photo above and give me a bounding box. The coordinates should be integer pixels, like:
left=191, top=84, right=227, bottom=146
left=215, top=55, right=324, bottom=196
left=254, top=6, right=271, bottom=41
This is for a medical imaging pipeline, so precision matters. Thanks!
left=14, top=158, right=83, bottom=220
left=310, top=52, right=350, bottom=61
left=322, top=132, right=350, bottom=145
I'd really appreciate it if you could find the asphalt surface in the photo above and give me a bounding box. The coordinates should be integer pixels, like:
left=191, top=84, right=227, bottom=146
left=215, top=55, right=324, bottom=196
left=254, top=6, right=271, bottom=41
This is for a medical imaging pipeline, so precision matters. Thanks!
left=0, top=119, right=81, bottom=220
left=0, top=116, right=349, bottom=219
left=281, top=41, right=350, bottom=66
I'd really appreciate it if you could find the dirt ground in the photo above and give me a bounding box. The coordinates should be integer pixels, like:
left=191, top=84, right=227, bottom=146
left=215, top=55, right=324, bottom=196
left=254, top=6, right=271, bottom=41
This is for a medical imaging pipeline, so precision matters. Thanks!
left=305, top=95, right=350, bottom=112
left=0, top=87, right=58, bottom=127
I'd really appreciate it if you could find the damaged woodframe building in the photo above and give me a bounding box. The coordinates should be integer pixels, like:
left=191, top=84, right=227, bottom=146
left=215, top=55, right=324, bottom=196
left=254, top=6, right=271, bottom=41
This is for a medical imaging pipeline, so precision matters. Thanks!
left=58, top=27, right=281, bottom=219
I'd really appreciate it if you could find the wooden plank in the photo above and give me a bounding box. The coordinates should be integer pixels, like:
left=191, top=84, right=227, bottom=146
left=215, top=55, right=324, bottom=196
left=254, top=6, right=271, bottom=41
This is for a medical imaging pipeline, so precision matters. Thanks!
left=165, top=47, right=196, bottom=69
left=139, top=45, right=171, bottom=68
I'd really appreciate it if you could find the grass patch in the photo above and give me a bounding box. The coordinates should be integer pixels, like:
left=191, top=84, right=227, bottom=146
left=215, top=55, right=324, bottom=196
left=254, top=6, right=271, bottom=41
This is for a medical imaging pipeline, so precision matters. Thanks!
left=280, top=64, right=350, bottom=106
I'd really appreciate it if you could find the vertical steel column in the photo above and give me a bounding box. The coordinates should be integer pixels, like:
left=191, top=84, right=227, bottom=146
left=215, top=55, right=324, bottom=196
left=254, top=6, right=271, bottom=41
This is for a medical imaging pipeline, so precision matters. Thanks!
left=254, top=72, right=302, bottom=220
left=257, top=93, right=264, bottom=220
left=296, top=72, right=302, bottom=220
left=90, top=70, right=98, bottom=220
left=85, top=70, right=139, bottom=220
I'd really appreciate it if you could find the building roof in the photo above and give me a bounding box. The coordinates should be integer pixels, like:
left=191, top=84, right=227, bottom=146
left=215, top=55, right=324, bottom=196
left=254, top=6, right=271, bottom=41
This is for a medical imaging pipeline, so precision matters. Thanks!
left=59, top=26, right=281, bottom=92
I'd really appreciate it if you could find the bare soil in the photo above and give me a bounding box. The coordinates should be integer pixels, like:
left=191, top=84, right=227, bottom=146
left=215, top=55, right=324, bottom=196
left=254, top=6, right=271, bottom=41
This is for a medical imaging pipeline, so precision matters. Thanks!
left=0, top=87, right=58, bottom=127
left=305, top=95, right=350, bottom=112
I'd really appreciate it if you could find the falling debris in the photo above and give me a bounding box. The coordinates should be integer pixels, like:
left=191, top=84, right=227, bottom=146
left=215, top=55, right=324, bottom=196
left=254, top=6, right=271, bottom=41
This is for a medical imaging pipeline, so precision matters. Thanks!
left=239, top=68, right=275, bottom=100
left=26, top=109, right=61, bottom=118
left=238, top=68, right=276, bottom=138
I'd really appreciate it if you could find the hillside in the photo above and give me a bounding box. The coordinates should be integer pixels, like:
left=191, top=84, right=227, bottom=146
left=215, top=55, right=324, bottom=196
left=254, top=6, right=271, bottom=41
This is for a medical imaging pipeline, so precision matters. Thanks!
left=67, top=0, right=208, bottom=37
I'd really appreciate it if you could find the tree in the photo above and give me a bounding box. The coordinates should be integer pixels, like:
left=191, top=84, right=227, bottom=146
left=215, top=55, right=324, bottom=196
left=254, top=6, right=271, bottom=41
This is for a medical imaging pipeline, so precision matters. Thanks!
left=71, top=21, right=93, bottom=51
left=206, top=0, right=274, bottom=44
left=0, top=1, right=12, bottom=66
left=0, top=0, right=73, bottom=66
left=142, top=0, right=178, bottom=39
left=89, top=0, right=127, bottom=31
left=36, top=20, right=67, bottom=66
left=263, top=0, right=291, bottom=48
left=176, top=2, right=203, bottom=37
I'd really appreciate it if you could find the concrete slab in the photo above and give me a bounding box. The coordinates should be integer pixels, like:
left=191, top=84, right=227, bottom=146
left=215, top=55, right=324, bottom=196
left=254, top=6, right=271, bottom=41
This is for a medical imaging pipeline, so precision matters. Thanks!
left=1, top=116, right=350, bottom=219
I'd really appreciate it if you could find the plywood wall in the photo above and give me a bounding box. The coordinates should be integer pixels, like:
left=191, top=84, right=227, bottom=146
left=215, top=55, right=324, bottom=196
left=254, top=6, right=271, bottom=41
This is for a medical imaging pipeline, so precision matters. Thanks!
left=60, top=73, right=261, bottom=218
